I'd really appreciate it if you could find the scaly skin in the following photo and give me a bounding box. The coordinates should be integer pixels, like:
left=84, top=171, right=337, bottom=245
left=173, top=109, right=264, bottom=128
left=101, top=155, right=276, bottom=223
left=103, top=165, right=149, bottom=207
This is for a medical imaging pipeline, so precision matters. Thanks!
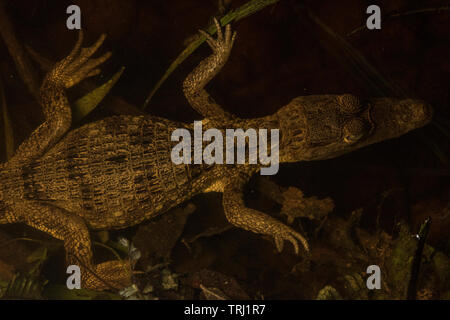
left=0, top=20, right=432, bottom=291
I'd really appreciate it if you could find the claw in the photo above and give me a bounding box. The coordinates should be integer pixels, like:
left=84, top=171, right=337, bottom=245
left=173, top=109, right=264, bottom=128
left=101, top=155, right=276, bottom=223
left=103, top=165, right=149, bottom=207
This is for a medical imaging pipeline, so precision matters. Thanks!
left=294, top=230, right=309, bottom=252
left=65, top=51, right=111, bottom=88
left=82, top=33, right=107, bottom=60
left=231, top=31, right=237, bottom=46
left=273, top=226, right=309, bottom=255
left=199, top=19, right=237, bottom=58
left=274, top=236, right=284, bottom=252
left=86, top=69, right=101, bottom=78
left=62, top=29, right=84, bottom=67
left=284, top=234, right=298, bottom=255
left=82, top=51, right=112, bottom=72
left=213, top=17, right=223, bottom=42
left=225, top=24, right=232, bottom=44
left=66, top=33, right=108, bottom=75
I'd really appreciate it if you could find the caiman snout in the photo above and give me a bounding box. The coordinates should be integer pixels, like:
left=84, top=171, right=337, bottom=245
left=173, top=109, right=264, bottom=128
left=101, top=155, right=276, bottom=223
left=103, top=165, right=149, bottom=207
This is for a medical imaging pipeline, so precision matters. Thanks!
left=393, top=99, right=433, bottom=128
left=368, top=98, right=433, bottom=143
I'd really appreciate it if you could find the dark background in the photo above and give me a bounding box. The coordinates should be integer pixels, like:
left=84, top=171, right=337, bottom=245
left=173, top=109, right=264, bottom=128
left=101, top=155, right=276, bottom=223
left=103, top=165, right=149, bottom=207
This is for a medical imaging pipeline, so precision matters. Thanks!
left=0, top=0, right=448, bottom=299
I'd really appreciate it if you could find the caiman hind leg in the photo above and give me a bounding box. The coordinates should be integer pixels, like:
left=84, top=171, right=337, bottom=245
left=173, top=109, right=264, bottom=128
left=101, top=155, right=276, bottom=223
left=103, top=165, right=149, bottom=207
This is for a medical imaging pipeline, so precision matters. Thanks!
left=223, top=173, right=309, bottom=254
left=7, top=31, right=111, bottom=167
left=183, top=18, right=237, bottom=123
left=8, top=201, right=132, bottom=291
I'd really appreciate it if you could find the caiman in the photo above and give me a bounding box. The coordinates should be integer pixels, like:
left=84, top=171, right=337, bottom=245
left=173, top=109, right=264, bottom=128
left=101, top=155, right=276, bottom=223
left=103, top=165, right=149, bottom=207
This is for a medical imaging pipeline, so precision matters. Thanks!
left=0, top=20, right=432, bottom=290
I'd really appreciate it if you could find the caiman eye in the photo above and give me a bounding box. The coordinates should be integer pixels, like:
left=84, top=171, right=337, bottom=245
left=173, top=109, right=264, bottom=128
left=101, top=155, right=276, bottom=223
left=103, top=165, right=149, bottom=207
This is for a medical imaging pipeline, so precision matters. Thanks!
left=337, top=94, right=361, bottom=114
left=343, top=118, right=369, bottom=144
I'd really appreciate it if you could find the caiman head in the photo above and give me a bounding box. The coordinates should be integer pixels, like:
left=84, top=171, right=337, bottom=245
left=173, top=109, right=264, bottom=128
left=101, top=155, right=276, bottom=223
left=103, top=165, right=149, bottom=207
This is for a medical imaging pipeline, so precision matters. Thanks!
left=276, top=94, right=433, bottom=162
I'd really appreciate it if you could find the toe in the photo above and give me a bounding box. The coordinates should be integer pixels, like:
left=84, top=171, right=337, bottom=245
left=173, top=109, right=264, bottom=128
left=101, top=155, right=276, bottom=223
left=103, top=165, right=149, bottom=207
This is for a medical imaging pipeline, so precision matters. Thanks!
left=62, top=30, right=84, bottom=67
left=274, top=236, right=284, bottom=253
left=213, top=17, right=223, bottom=41
left=286, top=234, right=299, bottom=255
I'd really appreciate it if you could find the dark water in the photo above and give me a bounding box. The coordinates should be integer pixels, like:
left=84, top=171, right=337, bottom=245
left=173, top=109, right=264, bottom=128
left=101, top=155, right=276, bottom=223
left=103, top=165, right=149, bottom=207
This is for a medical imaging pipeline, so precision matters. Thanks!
left=0, top=0, right=448, bottom=300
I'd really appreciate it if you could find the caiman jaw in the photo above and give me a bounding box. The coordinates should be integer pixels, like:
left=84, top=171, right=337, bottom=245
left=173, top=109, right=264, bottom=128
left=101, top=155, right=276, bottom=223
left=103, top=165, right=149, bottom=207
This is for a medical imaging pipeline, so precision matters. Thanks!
left=362, top=98, right=433, bottom=147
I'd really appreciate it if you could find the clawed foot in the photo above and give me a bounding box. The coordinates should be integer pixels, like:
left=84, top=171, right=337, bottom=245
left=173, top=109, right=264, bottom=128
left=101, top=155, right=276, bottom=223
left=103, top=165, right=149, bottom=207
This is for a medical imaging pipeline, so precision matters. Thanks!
left=269, top=219, right=310, bottom=254
left=44, top=30, right=111, bottom=89
left=199, top=17, right=236, bottom=62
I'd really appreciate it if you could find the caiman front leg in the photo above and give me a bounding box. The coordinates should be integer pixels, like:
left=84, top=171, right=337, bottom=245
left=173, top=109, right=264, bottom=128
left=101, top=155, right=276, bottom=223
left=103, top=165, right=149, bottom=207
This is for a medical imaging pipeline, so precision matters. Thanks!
left=183, top=18, right=237, bottom=124
left=7, top=31, right=111, bottom=167
left=223, top=173, right=309, bottom=254
left=9, top=201, right=132, bottom=291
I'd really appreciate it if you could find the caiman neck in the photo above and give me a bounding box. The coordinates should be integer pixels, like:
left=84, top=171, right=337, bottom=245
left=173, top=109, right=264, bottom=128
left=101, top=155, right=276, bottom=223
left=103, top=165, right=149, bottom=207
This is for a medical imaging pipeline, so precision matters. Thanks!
left=231, top=113, right=306, bottom=164
left=231, top=114, right=280, bottom=131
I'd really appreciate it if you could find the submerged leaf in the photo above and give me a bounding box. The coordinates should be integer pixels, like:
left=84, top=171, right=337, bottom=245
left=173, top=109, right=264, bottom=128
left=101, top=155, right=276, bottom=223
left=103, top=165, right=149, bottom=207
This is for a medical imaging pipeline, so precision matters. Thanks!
left=72, top=67, right=125, bottom=122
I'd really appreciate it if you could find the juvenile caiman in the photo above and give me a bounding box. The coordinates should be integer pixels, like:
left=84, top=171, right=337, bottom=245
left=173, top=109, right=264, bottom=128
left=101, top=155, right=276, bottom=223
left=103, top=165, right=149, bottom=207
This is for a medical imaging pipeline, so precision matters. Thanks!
left=0, top=20, right=432, bottom=290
